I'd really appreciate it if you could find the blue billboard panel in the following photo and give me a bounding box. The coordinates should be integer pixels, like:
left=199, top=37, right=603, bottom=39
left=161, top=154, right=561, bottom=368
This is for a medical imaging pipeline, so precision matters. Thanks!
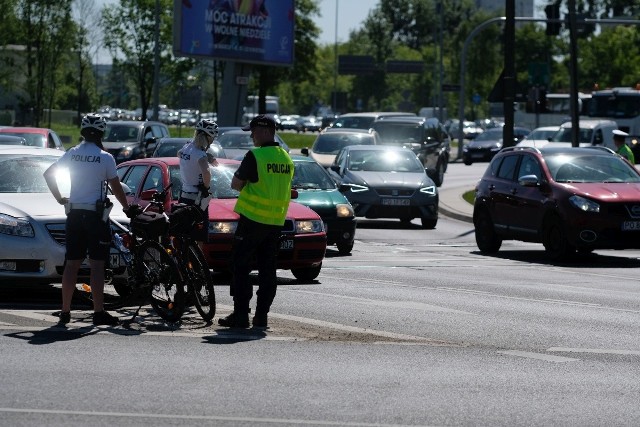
left=174, top=0, right=294, bottom=66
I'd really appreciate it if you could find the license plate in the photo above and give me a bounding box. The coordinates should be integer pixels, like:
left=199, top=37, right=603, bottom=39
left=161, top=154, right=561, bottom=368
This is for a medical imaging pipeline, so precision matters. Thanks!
left=381, top=198, right=410, bottom=206
left=622, top=221, right=640, bottom=231
left=280, top=239, right=294, bottom=250
left=471, top=153, right=485, bottom=159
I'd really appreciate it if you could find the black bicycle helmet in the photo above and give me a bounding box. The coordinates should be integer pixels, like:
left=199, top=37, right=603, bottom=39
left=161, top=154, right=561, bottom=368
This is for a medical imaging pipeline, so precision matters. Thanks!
left=196, top=119, right=219, bottom=139
left=81, top=113, right=107, bottom=132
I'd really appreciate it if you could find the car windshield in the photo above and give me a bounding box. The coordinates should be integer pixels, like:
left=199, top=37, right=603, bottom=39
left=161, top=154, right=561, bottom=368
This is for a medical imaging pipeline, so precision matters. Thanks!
left=473, top=129, right=502, bottom=141
left=0, top=132, right=46, bottom=148
left=372, top=124, right=421, bottom=144
left=169, top=164, right=240, bottom=200
left=550, top=128, right=593, bottom=144
left=348, top=149, right=424, bottom=172
left=546, top=154, right=640, bottom=183
left=154, top=142, right=184, bottom=157
left=313, top=134, right=374, bottom=154
left=292, top=161, right=337, bottom=190
left=103, top=125, right=139, bottom=142
left=526, top=129, right=556, bottom=140
left=0, top=154, right=69, bottom=193
left=217, top=133, right=254, bottom=149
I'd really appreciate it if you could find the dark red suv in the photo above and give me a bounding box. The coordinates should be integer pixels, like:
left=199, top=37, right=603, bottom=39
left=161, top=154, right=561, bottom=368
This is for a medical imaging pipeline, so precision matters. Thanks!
left=473, top=146, right=640, bottom=260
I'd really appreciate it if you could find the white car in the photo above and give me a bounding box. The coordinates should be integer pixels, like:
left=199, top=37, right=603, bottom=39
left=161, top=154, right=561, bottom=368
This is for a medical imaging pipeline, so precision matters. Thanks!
left=516, top=126, right=559, bottom=148
left=0, top=146, right=128, bottom=285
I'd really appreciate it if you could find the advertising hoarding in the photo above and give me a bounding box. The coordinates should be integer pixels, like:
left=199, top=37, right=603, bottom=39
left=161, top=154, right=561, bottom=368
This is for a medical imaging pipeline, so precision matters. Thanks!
left=173, top=0, right=294, bottom=66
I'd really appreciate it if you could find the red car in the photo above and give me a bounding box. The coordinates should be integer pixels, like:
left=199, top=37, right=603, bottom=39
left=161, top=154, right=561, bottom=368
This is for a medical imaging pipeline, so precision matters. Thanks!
left=116, top=157, right=327, bottom=281
left=0, top=127, right=66, bottom=151
left=473, top=146, right=640, bottom=260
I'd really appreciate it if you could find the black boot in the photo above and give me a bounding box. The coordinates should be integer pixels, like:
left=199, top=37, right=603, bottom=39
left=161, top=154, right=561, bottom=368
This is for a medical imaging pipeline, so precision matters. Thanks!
left=218, top=311, right=249, bottom=328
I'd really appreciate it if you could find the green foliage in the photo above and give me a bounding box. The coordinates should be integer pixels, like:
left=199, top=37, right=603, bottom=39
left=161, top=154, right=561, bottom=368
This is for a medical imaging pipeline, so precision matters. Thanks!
left=278, top=132, right=317, bottom=149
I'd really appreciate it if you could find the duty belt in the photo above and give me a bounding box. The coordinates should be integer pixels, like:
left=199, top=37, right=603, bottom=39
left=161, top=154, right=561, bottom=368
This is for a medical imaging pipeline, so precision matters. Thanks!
left=180, top=191, right=198, bottom=200
left=69, top=203, right=97, bottom=211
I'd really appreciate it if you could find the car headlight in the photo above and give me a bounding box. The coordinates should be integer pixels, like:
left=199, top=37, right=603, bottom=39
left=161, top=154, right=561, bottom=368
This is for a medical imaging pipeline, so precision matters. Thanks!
left=0, top=214, right=35, bottom=237
left=209, top=221, right=238, bottom=234
left=569, top=195, right=600, bottom=213
left=420, top=185, right=436, bottom=196
left=296, top=219, right=324, bottom=234
left=117, top=147, right=134, bottom=161
left=347, top=184, right=369, bottom=193
left=336, top=203, right=354, bottom=218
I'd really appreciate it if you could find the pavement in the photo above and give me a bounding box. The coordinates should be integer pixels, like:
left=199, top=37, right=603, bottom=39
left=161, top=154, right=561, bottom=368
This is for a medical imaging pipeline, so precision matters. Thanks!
left=438, top=185, right=474, bottom=224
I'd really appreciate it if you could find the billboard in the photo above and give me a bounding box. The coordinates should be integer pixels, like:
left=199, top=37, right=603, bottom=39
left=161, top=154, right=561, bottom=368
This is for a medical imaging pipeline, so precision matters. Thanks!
left=173, top=0, right=294, bottom=66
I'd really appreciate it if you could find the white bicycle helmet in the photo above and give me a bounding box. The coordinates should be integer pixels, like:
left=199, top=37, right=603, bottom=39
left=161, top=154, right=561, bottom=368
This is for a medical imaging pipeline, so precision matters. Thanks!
left=81, top=113, right=107, bottom=132
left=196, top=119, right=219, bottom=139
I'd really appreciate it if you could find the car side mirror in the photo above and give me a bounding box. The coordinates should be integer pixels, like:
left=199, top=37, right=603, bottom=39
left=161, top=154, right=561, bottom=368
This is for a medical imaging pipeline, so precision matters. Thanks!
left=518, top=174, right=539, bottom=187
left=290, top=189, right=298, bottom=199
left=338, top=184, right=351, bottom=193
left=300, top=147, right=309, bottom=156
left=330, top=165, right=340, bottom=173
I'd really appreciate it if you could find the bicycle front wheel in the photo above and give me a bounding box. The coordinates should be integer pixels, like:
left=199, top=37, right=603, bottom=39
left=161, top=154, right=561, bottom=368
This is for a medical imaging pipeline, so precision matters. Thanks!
left=184, top=241, right=216, bottom=322
left=138, top=240, right=185, bottom=322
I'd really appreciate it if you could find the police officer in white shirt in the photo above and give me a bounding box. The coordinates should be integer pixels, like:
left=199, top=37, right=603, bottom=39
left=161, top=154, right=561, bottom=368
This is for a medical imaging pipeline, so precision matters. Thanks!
left=177, top=119, right=218, bottom=245
left=44, top=113, right=134, bottom=326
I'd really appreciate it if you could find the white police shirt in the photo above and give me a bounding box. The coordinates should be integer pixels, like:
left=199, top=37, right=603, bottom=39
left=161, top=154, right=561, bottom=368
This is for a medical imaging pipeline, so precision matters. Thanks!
left=178, top=140, right=208, bottom=193
left=55, top=141, right=117, bottom=204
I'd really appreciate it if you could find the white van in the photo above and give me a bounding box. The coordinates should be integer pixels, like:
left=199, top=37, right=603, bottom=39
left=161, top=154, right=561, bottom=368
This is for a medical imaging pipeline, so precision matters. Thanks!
left=517, top=119, right=618, bottom=150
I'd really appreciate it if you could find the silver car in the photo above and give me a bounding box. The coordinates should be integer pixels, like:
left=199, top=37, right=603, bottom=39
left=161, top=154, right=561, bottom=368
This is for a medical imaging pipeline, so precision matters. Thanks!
left=0, top=146, right=127, bottom=285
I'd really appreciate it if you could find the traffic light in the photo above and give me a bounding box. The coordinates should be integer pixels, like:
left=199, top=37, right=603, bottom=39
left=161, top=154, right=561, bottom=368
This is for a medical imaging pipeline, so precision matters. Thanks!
left=545, top=3, right=561, bottom=36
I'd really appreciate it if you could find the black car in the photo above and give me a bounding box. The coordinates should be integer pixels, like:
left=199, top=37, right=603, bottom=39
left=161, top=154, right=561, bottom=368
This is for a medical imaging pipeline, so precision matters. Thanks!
left=328, top=145, right=439, bottom=229
left=462, top=126, right=530, bottom=165
left=370, top=116, right=451, bottom=187
left=102, top=120, right=170, bottom=163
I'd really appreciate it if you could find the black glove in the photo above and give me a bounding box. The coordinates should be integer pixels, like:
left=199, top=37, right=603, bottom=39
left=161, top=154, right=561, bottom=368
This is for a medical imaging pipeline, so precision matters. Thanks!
left=197, top=183, right=211, bottom=198
left=124, top=204, right=142, bottom=219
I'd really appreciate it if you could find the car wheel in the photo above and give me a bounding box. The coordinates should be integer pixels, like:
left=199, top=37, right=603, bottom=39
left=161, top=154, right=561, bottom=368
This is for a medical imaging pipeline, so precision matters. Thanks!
left=336, top=241, right=354, bottom=255
left=463, top=158, right=473, bottom=166
left=433, top=159, right=445, bottom=187
left=421, top=217, right=437, bottom=229
left=291, top=265, right=322, bottom=282
left=474, top=209, right=502, bottom=252
left=543, top=216, right=575, bottom=260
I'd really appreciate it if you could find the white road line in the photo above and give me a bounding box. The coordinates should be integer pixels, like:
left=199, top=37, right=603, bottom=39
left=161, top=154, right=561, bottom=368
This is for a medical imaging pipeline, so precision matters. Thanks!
left=0, top=321, right=15, bottom=326
left=547, top=347, right=640, bottom=356
left=0, top=407, right=424, bottom=426
left=283, top=289, right=476, bottom=315
left=498, top=350, right=580, bottom=362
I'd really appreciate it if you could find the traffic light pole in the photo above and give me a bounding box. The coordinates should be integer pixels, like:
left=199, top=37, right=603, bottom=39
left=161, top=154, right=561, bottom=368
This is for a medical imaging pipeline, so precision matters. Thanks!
left=456, top=16, right=640, bottom=160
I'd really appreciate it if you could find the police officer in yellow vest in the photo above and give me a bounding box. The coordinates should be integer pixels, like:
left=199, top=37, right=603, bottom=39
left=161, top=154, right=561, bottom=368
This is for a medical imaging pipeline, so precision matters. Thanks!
left=218, top=115, right=294, bottom=329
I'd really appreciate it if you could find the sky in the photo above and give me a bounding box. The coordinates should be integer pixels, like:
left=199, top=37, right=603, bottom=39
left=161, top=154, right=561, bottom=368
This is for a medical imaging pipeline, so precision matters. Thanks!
left=93, top=0, right=378, bottom=63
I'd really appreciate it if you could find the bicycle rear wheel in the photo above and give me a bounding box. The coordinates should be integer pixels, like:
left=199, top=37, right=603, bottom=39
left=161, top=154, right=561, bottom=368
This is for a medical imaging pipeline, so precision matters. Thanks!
left=138, top=240, right=185, bottom=322
left=183, top=241, right=216, bottom=322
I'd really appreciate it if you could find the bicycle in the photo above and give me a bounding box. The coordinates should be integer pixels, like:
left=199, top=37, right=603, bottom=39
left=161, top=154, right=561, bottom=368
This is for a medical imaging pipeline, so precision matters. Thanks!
left=76, top=189, right=186, bottom=323
left=165, top=203, right=216, bottom=323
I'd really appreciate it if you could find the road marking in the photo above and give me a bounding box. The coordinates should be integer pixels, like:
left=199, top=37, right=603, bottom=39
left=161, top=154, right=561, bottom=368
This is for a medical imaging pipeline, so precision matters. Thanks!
left=283, top=289, right=476, bottom=315
left=547, top=347, right=640, bottom=356
left=498, top=350, right=579, bottom=362
left=543, top=299, right=601, bottom=307
left=0, top=407, right=427, bottom=426
left=0, top=321, right=15, bottom=326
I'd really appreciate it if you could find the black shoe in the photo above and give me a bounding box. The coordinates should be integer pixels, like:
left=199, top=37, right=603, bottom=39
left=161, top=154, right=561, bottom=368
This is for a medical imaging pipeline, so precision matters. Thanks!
left=57, top=311, right=71, bottom=325
left=252, top=313, right=268, bottom=329
left=218, top=312, right=249, bottom=328
left=93, top=310, right=119, bottom=326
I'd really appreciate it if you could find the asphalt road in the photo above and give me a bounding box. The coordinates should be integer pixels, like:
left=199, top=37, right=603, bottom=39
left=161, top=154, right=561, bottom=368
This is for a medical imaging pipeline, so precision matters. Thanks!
left=1, top=163, right=639, bottom=426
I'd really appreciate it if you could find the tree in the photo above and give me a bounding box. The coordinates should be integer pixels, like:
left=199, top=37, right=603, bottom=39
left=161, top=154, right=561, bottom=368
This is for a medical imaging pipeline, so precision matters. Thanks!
left=102, top=0, right=173, bottom=120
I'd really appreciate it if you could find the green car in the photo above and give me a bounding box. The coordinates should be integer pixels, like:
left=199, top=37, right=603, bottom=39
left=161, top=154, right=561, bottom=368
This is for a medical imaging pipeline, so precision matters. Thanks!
left=291, top=155, right=357, bottom=254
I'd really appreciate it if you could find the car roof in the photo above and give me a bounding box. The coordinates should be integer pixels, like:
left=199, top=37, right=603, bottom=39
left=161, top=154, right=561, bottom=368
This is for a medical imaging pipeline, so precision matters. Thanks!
left=340, top=144, right=412, bottom=152
left=502, top=145, right=617, bottom=157
left=558, top=119, right=617, bottom=129
left=0, top=146, right=64, bottom=155
left=119, top=156, right=239, bottom=167
left=290, top=154, right=320, bottom=163
left=0, top=127, right=52, bottom=134
left=105, top=120, right=165, bottom=127
left=336, top=112, right=416, bottom=118
left=372, top=116, right=441, bottom=125
left=320, top=128, right=377, bottom=135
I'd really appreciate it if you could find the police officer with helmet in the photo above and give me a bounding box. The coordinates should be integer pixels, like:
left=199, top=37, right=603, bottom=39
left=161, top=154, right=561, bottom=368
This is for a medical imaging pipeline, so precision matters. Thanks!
left=218, top=114, right=294, bottom=329
left=177, top=118, right=219, bottom=246
left=44, top=113, right=135, bottom=326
